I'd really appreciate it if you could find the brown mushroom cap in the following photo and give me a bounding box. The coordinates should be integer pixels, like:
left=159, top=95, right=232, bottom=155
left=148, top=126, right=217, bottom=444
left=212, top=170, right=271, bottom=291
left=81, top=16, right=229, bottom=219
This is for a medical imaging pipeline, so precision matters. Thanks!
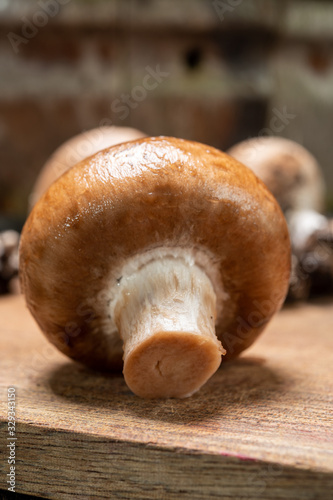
left=20, top=137, right=290, bottom=396
left=227, top=137, right=325, bottom=213
left=29, top=126, right=146, bottom=210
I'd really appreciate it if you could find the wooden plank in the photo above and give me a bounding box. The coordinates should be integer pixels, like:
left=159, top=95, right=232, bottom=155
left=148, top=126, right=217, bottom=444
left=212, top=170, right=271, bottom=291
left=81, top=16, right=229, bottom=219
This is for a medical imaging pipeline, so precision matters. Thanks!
left=0, top=295, right=333, bottom=499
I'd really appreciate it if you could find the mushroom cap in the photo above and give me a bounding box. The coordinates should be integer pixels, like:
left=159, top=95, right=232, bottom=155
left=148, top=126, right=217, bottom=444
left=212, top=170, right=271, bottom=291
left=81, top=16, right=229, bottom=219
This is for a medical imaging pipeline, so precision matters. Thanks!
left=29, top=126, right=146, bottom=210
left=227, top=137, right=325, bottom=213
left=20, top=137, right=291, bottom=370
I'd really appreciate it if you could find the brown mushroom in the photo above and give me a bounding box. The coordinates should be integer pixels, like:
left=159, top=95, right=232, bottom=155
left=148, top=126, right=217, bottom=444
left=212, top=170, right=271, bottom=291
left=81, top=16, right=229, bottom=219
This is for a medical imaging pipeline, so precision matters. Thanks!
left=20, top=137, right=291, bottom=398
left=29, top=126, right=146, bottom=210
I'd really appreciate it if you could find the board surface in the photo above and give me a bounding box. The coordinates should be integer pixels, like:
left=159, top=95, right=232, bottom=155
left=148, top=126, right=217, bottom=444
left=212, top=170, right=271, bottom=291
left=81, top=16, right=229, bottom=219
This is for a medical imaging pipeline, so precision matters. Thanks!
left=0, top=295, right=333, bottom=499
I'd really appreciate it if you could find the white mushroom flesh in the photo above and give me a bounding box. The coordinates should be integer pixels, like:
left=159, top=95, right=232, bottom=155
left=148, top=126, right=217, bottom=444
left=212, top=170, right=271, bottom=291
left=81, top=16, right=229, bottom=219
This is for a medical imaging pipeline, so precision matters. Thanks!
left=111, top=252, right=225, bottom=398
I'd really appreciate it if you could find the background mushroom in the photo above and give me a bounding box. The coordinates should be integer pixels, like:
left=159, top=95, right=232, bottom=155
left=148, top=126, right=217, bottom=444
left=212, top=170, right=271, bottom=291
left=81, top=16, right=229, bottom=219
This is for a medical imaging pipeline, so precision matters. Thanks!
left=29, top=126, right=146, bottom=210
left=20, top=137, right=291, bottom=398
left=227, top=136, right=333, bottom=299
left=227, top=136, right=325, bottom=215
left=0, top=126, right=146, bottom=297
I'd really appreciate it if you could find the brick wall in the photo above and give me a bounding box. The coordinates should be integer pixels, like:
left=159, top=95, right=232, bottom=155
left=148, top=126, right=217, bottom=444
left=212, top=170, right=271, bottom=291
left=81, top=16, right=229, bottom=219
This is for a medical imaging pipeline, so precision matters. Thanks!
left=1, top=0, right=333, bottom=228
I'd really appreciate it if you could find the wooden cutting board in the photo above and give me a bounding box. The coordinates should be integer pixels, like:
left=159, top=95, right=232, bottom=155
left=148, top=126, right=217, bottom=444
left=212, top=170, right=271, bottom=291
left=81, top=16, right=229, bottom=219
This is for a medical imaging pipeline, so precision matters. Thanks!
left=0, top=294, right=332, bottom=499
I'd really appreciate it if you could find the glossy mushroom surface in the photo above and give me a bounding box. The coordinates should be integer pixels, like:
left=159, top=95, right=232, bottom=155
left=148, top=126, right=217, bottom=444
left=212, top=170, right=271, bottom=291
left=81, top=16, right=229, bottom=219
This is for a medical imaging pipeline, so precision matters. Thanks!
left=29, top=126, right=146, bottom=210
left=20, top=137, right=291, bottom=398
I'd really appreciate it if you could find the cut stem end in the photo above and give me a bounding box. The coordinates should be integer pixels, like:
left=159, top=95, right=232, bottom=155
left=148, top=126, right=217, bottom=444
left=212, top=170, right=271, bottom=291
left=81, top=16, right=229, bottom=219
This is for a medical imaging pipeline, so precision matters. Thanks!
left=114, top=256, right=223, bottom=398
left=124, top=332, right=222, bottom=398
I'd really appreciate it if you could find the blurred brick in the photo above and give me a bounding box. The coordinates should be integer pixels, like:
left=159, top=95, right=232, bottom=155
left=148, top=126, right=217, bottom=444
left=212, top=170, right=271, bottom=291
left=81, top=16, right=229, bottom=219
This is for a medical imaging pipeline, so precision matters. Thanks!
left=0, top=0, right=333, bottom=222
left=267, top=43, right=333, bottom=211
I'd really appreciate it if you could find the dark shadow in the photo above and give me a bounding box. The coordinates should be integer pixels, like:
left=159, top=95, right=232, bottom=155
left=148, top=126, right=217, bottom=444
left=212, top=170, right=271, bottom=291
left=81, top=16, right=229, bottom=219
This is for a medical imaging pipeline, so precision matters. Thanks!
left=284, top=294, right=333, bottom=309
left=47, top=355, right=290, bottom=424
left=184, top=47, right=202, bottom=71
left=0, top=490, right=48, bottom=500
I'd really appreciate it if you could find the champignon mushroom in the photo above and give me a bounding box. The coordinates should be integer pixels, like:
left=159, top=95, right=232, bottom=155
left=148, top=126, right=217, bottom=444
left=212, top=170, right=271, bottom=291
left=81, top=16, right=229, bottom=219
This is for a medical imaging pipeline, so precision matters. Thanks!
left=294, top=217, right=333, bottom=297
left=227, top=136, right=325, bottom=216
left=227, top=136, right=333, bottom=299
left=29, top=126, right=146, bottom=210
left=20, top=137, right=291, bottom=398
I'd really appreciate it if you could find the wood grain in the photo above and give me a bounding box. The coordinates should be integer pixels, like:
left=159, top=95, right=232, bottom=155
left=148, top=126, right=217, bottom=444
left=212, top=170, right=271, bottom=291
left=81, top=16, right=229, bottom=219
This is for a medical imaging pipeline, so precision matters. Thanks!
left=1, top=295, right=333, bottom=499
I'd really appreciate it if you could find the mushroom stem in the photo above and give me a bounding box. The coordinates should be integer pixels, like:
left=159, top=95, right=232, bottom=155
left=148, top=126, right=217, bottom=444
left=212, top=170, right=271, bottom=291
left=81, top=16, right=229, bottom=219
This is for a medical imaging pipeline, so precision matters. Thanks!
left=287, top=208, right=329, bottom=253
left=114, top=257, right=224, bottom=398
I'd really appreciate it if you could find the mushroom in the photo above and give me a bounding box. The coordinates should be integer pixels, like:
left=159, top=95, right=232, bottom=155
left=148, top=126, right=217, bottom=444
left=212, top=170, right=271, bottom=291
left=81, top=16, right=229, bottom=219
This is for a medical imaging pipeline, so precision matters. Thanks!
left=19, top=137, right=291, bottom=398
left=294, top=217, right=333, bottom=298
left=227, top=137, right=333, bottom=299
left=29, top=126, right=146, bottom=210
left=227, top=136, right=325, bottom=216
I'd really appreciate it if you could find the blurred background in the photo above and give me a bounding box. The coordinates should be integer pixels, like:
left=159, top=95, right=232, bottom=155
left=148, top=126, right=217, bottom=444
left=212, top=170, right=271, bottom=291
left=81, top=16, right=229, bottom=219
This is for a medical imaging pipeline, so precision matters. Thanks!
left=0, top=0, right=333, bottom=230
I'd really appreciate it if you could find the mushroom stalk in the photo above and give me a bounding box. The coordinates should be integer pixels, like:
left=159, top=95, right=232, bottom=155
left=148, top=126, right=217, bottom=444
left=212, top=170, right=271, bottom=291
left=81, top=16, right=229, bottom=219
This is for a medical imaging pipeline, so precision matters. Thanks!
left=287, top=209, right=329, bottom=254
left=287, top=209, right=333, bottom=299
left=114, top=257, right=224, bottom=398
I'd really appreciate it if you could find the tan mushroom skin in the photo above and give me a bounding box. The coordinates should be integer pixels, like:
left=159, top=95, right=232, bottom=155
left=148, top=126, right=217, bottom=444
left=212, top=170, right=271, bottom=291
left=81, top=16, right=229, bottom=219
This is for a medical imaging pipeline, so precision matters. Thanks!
left=20, top=137, right=291, bottom=398
left=227, top=136, right=325, bottom=214
left=29, top=126, right=146, bottom=210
